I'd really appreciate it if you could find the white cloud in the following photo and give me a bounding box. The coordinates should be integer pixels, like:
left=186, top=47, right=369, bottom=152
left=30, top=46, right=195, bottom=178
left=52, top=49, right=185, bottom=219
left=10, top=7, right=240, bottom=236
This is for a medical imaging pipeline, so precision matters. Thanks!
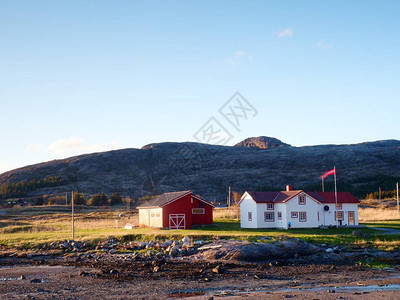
left=226, top=51, right=254, bottom=64
left=48, top=137, right=122, bottom=156
left=316, top=41, right=333, bottom=50
left=26, top=144, right=43, bottom=152
left=278, top=28, right=293, bottom=38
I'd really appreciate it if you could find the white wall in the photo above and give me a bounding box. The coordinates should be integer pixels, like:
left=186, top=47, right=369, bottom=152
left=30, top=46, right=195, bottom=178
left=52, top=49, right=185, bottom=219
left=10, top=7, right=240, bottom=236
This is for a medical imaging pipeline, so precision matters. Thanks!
left=240, top=194, right=258, bottom=228
left=285, top=193, right=321, bottom=228
left=139, top=208, right=163, bottom=228
left=240, top=192, right=359, bottom=229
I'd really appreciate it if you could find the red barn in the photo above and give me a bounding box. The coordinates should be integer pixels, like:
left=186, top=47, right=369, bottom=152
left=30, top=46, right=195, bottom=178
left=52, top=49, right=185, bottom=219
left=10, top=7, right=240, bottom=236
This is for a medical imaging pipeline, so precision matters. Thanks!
left=137, top=191, right=215, bottom=229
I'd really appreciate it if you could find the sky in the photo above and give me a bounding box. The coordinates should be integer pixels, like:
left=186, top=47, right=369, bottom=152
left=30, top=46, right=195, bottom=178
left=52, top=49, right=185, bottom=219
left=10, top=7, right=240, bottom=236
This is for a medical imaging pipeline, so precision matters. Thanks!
left=1, top=0, right=400, bottom=174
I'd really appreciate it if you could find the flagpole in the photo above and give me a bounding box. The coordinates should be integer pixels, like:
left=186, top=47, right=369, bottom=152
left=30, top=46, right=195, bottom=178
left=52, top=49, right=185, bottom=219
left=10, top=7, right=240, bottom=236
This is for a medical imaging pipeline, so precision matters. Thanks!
left=334, top=166, right=337, bottom=207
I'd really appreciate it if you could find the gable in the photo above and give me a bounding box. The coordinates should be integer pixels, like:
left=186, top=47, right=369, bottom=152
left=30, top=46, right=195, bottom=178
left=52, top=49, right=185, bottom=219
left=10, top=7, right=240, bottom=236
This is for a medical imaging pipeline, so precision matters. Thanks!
left=285, top=191, right=322, bottom=205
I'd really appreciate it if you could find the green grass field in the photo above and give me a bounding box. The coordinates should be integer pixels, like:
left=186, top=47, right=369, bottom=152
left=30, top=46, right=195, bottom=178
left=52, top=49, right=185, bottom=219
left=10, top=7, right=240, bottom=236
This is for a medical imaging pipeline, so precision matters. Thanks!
left=0, top=206, right=399, bottom=250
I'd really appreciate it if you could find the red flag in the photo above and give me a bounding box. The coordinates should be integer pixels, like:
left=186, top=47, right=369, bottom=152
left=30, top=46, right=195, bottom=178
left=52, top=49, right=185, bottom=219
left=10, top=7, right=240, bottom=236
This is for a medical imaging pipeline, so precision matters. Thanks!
left=321, top=168, right=335, bottom=179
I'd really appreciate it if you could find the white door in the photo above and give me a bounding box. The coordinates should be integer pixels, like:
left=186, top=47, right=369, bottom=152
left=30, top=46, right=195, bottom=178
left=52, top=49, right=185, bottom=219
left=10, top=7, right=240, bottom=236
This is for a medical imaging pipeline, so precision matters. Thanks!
left=169, top=214, right=185, bottom=229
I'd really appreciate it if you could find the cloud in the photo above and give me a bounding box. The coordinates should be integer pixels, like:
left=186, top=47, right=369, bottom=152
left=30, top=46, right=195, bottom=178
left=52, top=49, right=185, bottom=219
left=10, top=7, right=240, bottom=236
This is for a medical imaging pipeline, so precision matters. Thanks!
left=316, top=41, right=333, bottom=50
left=48, top=137, right=122, bottom=156
left=278, top=28, right=293, bottom=38
left=26, top=144, right=43, bottom=152
left=226, top=51, right=254, bottom=64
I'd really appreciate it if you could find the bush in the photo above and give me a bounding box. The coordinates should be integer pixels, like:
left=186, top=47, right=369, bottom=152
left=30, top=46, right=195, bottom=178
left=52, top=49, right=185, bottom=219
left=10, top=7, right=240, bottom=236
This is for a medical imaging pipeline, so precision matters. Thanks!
left=109, top=192, right=122, bottom=205
left=73, top=192, right=87, bottom=205
left=88, top=193, right=108, bottom=206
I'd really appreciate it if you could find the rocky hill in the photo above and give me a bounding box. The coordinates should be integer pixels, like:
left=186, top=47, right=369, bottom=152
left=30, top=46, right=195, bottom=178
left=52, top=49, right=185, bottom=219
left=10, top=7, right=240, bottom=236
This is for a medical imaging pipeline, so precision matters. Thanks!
left=1, top=137, right=400, bottom=201
left=234, top=136, right=290, bottom=149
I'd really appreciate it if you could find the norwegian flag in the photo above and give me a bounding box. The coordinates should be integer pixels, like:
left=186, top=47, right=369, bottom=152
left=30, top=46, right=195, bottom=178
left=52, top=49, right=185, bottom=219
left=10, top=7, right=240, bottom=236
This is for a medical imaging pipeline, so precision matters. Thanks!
left=321, top=168, right=335, bottom=179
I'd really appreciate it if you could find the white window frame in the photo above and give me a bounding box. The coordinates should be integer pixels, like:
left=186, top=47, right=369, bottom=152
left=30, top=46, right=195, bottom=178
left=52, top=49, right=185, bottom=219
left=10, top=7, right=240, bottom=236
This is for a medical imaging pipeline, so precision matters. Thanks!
left=192, top=208, right=205, bottom=214
left=264, top=212, right=274, bottom=222
left=298, top=194, right=306, bottom=205
left=299, top=211, right=307, bottom=222
left=335, top=211, right=344, bottom=221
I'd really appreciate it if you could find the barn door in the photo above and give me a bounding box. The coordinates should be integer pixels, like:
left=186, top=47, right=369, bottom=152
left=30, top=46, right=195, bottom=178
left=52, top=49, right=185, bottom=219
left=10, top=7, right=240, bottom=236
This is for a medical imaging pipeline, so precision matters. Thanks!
left=169, top=214, right=185, bottom=229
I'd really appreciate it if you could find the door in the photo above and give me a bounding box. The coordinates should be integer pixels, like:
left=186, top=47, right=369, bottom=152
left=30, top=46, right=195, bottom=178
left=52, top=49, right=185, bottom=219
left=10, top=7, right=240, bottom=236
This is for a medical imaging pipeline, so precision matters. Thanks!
left=169, top=214, right=186, bottom=229
left=348, top=211, right=355, bottom=225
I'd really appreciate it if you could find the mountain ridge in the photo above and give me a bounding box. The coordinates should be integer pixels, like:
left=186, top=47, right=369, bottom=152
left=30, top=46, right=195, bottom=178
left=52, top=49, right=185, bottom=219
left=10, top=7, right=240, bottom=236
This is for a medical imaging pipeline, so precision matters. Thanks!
left=1, top=137, right=400, bottom=200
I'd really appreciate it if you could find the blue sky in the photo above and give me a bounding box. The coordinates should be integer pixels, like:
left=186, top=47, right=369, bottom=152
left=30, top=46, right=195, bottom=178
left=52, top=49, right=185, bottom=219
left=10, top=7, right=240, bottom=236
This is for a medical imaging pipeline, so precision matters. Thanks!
left=1, top=1, right=400, bottom=173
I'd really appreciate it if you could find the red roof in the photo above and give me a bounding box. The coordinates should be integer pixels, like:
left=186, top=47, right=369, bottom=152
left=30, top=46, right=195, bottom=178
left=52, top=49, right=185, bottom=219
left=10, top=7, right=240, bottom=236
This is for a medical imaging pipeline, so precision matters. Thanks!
left=307, top=191, right=359, bottom=204
left=138, top=191, right=216, bottom=208
left=245, top=190, right=359, bottom=204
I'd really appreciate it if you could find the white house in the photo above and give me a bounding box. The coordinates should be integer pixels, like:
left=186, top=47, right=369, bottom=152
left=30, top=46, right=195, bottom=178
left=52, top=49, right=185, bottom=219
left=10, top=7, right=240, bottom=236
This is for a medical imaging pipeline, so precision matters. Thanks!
left=239, top=186, right=359, bottom=229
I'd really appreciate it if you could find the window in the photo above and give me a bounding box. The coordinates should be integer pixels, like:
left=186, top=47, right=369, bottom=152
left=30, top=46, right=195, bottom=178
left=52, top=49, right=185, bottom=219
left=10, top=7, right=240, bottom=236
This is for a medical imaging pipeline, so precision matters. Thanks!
left=156, top=213, right=160, bottom=218
left=335, top=211, right=344, bottom=221
left=267, top=203, right=274, bottom=210
left=248, top=212, right=252, bottom=221
left=291, top=211, right=298, bottom=218
left=200, top=202, right=204, bottom=208
left=151, top=213, right=155, bottom=218
left=264, top=212, right=274, bottom=222
left=298, top=194, right=306, bottom=205
left=277, top=212, right=282, bottom=220
left=192, top=208, right=205, bottom=214
left=299, top=212, right=307, bottom=222
left=336, top=203, right=342, bottom=209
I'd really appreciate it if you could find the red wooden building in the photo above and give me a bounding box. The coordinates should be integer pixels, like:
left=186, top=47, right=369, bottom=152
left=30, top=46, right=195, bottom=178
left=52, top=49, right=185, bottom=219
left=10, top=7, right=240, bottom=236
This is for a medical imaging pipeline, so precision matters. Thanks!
left=137, top=191, right=215, bottom=229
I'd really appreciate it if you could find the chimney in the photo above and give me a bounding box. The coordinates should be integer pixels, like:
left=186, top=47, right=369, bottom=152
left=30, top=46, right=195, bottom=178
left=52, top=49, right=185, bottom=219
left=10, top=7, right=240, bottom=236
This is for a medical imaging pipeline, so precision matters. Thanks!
left=286, top=185, right=292, bottom=191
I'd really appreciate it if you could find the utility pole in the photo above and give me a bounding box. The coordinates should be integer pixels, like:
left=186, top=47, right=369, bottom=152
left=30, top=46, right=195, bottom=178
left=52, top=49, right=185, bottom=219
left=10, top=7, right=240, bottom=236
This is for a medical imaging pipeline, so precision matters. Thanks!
left=127, top=197, right=131, bottom=211
left=71, top=191, right=75, bottom=240
left=228, top=186, right=231, bottom=208
left=396, top=182, right=399, bottom=215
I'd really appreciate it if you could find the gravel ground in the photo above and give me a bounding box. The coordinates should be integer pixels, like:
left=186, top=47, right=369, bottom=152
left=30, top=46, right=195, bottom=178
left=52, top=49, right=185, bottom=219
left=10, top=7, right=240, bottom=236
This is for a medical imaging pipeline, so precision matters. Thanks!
left=1, top=254, right=400, bottom=299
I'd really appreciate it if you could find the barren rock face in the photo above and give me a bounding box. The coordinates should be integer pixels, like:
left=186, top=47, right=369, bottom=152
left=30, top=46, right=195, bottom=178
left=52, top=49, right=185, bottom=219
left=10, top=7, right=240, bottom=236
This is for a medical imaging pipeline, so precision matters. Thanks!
left=234, top=136, right=291, bottom=149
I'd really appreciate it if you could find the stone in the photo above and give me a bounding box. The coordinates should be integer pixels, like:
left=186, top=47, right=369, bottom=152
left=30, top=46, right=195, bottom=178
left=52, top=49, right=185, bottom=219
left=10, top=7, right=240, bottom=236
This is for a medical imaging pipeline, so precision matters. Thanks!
left=326, top=289, right=335, bottom=293
left=19, top=275, right=26, bottom=280
left=182, top=242, right=191, bottom=249
left=109, top=269, right=119, bottom=274
left=30, top=279, right=41, bottom=283
left=182, top=236, right=190, bottom=244
left=212, top=265, right=224, bottom=274
left=153, top=266, right=160, bottom=273
left=352, top=230, right=362, bottom=236
left=325, top=248, right=334, bottom=253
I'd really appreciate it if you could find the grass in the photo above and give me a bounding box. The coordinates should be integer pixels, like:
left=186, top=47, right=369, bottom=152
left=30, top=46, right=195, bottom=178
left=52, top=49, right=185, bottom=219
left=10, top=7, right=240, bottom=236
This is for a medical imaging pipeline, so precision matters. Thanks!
left=0, top=205, right=399, bottom=250
left=359, top=207, right=400, bottom=222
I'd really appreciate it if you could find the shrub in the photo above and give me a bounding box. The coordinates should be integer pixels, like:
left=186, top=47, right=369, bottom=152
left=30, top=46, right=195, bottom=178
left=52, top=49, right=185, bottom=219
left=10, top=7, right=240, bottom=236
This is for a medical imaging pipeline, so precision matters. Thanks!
left=88, top=193, right=108, bottom=206
left=73, top=192, right=87, bottom=205
left=109, top=192, right=122, bottom=205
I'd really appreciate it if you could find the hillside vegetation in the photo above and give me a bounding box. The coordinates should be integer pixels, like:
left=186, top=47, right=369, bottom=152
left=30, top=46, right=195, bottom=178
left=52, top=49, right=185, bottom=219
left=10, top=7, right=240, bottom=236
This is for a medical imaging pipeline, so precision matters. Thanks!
left=0, top=137, right=399, bottom=200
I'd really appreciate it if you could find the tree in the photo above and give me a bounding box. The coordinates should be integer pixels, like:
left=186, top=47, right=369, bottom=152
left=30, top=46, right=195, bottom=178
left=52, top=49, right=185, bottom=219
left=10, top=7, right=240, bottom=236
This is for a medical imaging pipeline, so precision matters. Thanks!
left=88, top=193, right=108, bottom=206
left=109, top=192, right=122, bottom=205
left=231, top=191, right=243, bottom=206
left=73, top=192, right=87, bottom=205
